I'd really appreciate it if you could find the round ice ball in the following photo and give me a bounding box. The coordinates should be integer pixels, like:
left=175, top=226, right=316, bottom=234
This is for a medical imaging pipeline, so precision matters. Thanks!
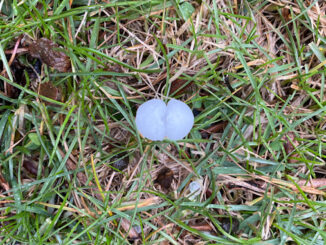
left=135, top=99, right=166, bottom=141
left=165, top=99, right=194, bottom=140
left=135, top=99, right=194, bottom=141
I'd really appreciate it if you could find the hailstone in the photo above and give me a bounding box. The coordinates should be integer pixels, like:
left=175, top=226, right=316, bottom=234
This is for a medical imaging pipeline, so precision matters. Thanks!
left=135, top=99, right=166, bottom=141
left=135, top=99, right=194, bottom=141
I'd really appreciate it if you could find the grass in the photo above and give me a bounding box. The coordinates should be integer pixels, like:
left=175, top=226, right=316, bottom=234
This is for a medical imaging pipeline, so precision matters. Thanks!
left=0, top=0, right=326, bottom=244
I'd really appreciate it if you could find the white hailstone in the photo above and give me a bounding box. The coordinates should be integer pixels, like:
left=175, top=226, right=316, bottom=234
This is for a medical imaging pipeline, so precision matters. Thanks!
left=165, top=99, right=195, bottom=140
left=188, top=179, right=203, bottom=201
left=135, top=99, right=166, bottom=141
left=135, top=99, right=194, bottom=141
left=133, top=225, right=142, bottom=234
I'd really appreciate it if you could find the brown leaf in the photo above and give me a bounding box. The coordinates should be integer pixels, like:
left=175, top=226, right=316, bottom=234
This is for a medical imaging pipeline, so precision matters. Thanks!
left=200, top=121, right=228, bottom=139
left=4, top=81, right=16, bottom=98
left=170, top=79, right=192, bottom=96
left=282, top=7, right=291, bottom=22
left=203, top=121, right=228, bottom=133
left=23, top=159, right=39, bottom=176
left=29, top=38, right=71, bottom=72
left=283, top=132, right=299, bottom=163
left=3, top=59, right=27, bottom=98
left=155, top=167, right=174, bottom=189
left=38, top=82, right=61, bottom=102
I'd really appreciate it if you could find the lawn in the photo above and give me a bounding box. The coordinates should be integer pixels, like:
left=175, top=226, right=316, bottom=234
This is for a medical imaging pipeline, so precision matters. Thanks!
left=0, top=0, right=326, bottom=244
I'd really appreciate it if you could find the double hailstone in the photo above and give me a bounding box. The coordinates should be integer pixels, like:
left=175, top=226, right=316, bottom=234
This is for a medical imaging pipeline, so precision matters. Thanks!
left=135, top=99, right=194, bottom=141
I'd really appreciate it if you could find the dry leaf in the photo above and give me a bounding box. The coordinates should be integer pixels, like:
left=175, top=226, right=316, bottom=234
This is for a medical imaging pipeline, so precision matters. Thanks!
left=155, top=167, right=174, bottom=189
left=283, top=132, right=299, bottom=163
left=23, top=159, right=39, bottom=176
left=3, top=59, right=28, bottom=98
left=201, top=121, right=228, bottom=137
left=38, top=82, right=61, bottom=102
left=29, top=38, right=71, bottom=72
left=170, top=79, right=192, bottom=95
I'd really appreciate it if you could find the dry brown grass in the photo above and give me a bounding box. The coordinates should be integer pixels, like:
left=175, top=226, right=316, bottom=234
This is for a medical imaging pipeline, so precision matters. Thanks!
left=1, top=0, right=326, bottom=244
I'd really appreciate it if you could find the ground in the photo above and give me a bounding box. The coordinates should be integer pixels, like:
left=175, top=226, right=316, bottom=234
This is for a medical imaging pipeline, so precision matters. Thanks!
left=0, top=0, right=326, bottom=244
